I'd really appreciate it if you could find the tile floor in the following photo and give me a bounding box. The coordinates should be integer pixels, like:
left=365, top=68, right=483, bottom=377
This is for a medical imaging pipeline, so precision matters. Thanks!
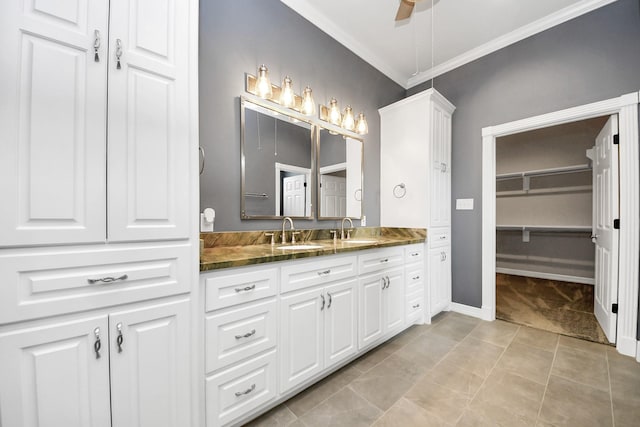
left=246, top=312, right=640, bottom=427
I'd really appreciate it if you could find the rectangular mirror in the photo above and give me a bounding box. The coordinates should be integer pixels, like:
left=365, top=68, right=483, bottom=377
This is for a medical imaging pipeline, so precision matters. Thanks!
left=317, top=127, right=363, bottom=219
left=241, top=97, right=314, bottom=219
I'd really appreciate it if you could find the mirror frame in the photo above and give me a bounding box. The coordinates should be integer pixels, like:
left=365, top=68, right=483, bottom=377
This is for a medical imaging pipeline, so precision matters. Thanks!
left=316, top=126, right=364, bottom=220
left=240, top=96, right=316, bottom=220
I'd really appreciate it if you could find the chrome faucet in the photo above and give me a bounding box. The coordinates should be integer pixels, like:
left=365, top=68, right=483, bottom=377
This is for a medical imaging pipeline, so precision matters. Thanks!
left=282, top=217, right=294, bottom=244
left=340, top=217, right=353, bottom=240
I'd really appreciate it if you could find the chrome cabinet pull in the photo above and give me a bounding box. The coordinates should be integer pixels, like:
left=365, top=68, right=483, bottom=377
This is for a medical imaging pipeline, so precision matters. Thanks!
left=412, top=303, right=421, bottom=309
left=116, top=323, right=123, bottom=353
left=385, top=276, right=390, bottom=289
left=317, top=269, right=331, bottom=276
left=115, top=39, right=123, bottom=69
left=412, top=275, right=420, bottom=280
left=440, top=235, right=447, bottom=240
left=235, top=284, right=256, bottom=293
left=199, top=146, right=205, bottom=175
left=381, top=276, right=387, bottom=290
left=93, top=327, right=102, bottom=359
left=93, top=30, right=101, bottom=62
left=87, top=274, right=128, bottom=284
left=320, top=293, right=325, bottom=310
left=235, top=384, right=256, bottom=397
left=327, top=292, right=332, bottom=309
left=379, top=258, right=389, bottom=263
left=411, top=252, right=419, bottom=257
left=440, top=252, right=447, bottom=261
left=441, top=162, right=448, bottom=172
left=235, top=329, right=256, bottom=340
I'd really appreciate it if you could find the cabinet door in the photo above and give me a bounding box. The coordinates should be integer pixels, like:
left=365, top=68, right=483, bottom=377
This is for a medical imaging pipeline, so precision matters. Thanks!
left=429, top=104, right=452, bottom=228
left=383, top=267, right=405, bottom=334
left=0, top=315, right=111, bottom=427
left=109, top=298, right=191, bottom=427
left=429, top=245, right=451, bottom=316
left=358, top=273, right=385, bottom=349
left=324, top=279, right=358, bottom=370
left=0, top=0, right=108, bottom=247
left=280, top=287, right=324, bottom=393
left=107, top=0, right=191, bottom=241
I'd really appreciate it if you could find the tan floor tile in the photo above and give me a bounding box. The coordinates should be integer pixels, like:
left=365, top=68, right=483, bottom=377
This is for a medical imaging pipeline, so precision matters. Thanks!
left=538, top=375, right=613, bottom=427
left=442, top=337, right=504, bottom=377
left=431, top=313, right=481, bottom=342
left=468, top=320, right=519, bottom=347
left=395, top=331, right=458, bottom=371
left=350, top=343, right=395, bottom=373
left=612, top=397, right=640, bottom=427
left=423, top=360, right=485, bottom=398
left=495, top=341, right=555, bottom=385
left=286, top=364, right=361, bottom=417
left=350, top=354, right=424, bottom=411
left=405, top=377, right=470, bottom=422
left=245, top=405, right=299, bottom=427
left=372, top=398, right=450, bottom=427
left=457, top=407, right=534, bottom=427
left=551, top=345, right=609, bottom=391
left=298, top=386, right=382, bottom=427
left=512, top=326, right=558, bottom=352
left=557, top=335, right=608, bottom=357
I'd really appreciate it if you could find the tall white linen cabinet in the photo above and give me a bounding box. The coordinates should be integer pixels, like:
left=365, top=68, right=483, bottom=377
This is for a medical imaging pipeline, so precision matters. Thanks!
left=379, top=88, right=455, bottom=319
left=0, top=1, right=200, bottom=426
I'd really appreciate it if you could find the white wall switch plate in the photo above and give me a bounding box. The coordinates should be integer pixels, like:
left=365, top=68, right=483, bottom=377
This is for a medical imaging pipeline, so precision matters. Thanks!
left=361, top=215, right=367, bottom=226
left=456, top=198, right=474, bottom=210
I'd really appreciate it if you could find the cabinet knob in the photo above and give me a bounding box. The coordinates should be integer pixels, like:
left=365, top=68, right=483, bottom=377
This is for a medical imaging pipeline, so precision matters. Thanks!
left=115, top=38, right=123, bottom=69
left=116, top=323, right=124, bottom=353
left=93, top=327, right=102, bottom=359
left=93, top=29, right=101, bottom=62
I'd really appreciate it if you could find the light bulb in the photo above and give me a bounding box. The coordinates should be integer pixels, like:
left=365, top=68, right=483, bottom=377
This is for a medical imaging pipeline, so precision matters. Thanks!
left=279, top=76, right=295, bottom=108
left=255, top=64, right=273, bottom=99
left=301, top=86, right=316, bottom=116
left=356, top=113, right=368, bottom=135
left=329, top=98, right=342, bottom=126
left=342, top=106, right=355, bottom=131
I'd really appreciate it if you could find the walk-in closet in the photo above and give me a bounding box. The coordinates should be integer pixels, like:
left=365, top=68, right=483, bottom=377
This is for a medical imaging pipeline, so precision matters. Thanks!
left=495, top=116, right=614, bottom=344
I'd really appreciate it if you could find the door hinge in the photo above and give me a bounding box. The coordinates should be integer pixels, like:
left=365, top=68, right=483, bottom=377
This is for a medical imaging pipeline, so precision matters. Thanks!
left=613, top=134, right=619, bottom=145
left=612, top=303, right=618, bottom=314
left=614, top=219, right=620, bottom=229
left=304, top=182, right=307, bottom=187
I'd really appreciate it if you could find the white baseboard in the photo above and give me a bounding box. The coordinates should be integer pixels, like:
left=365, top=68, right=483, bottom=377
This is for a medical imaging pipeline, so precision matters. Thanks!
left=637, top=341, right=640, bottom=363
left=451, top=302, right=493, bottom=321
left=496, top=267, right=594, bottom=285
left=616, top=335, right=638, bottom=358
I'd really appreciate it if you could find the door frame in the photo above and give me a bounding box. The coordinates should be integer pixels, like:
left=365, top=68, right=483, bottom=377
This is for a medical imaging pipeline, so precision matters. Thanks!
left=481, top=91, right=639, bottom=357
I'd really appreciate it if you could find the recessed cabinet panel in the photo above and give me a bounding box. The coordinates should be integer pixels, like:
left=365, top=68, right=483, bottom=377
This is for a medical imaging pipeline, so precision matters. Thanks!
left=0, top=0, right=108, bottom=247
left=383, top=268, right=405, bottom=333
left=358, top=273, right=384, bottom=349
left=324, top=279, right=357, bottom=369
left=132, top=0, right=172, bottom=60
left=0, top=315, right=111, bottom=427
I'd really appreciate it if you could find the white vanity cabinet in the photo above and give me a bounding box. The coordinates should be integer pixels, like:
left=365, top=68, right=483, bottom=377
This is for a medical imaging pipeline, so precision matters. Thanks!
left=379, top=88, right=455, bottom=318
left=404, top=244, right=426, bottom=324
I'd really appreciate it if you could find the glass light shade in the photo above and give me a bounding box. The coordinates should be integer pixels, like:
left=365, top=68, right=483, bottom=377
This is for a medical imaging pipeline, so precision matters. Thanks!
left=356, top=113, right=368, bottom=135
left=301, top=86, right=316, bottom=116
left=279, top=76, right=295, bottom=108
left=342, top=106, right=355, bottom=131
left=255, top=64, right=273, bottom=99
left=328, top=98, right=342, bottom=126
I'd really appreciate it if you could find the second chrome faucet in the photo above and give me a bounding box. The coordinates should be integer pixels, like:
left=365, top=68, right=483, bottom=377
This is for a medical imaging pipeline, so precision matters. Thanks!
left=282, top=217, right=294, bottom=244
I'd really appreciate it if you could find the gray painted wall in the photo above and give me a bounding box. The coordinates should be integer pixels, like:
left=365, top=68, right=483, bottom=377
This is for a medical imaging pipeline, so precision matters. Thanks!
left=408, top=0, right=640, bottom=311
left=199, top=0, right=404, bottom=230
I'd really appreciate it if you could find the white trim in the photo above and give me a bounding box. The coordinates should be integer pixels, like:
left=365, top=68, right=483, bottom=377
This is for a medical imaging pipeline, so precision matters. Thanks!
left=482, top=92, right=639, bottom=358
left=407, top=0, right=618, bottom=87
left=450, top=302, right=492, bottom=321
left=495, top=268, right=594, bottom=286
left=637, top=341, right=640, bottom=363
left=319, top=162, right=346, bottom=175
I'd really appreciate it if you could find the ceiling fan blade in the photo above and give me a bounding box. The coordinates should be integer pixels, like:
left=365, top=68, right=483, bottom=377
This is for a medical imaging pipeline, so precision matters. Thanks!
left=395, top=0, right=415, bottom=21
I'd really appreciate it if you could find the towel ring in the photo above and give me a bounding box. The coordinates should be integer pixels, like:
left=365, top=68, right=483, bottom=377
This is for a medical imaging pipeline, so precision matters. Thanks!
left=354, top=188, right=362, bottom=201
left=199, top=146, right=205, bottom=175
left=393, top=183, right=406, bottom=198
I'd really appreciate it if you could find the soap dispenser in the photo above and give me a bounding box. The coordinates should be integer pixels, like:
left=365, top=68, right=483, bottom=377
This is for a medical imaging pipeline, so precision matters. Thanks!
left=201, top=208, right=215, bottom=232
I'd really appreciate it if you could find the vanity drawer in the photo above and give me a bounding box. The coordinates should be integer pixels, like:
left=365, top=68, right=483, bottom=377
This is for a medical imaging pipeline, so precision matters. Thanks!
left=358, top=247, right=404, bottom=275
left=0, top=244, right=190, bottom=324
left=280, top=255, right=357, bottom=294
left=205, top=266, right=278, bottom=311
left=406, top=291, right=424, bottom=324
left=405, top=265, right=425, bottom=295
left=429, top=228, right=450, bottom=248
left=206, top=350, right=277, bottom=427
left=404, top=244, right=424, bottom=264
left=206, top=298, right=277, bottom=373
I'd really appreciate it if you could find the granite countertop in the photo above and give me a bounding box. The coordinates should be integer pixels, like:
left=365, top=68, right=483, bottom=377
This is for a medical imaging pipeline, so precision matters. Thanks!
left=200, top=227, right=426, bottom=272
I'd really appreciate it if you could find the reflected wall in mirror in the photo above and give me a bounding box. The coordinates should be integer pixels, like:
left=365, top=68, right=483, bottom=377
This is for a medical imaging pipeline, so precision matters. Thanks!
left=317, top=128, right=363, bottom=219
left=241, top=98, right=314, bottom=219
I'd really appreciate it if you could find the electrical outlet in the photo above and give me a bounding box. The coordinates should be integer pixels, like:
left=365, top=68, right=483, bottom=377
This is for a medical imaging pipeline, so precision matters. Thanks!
left=361, top=215, right=367, bottom=226
left=456, top=198, right=474, bottom=210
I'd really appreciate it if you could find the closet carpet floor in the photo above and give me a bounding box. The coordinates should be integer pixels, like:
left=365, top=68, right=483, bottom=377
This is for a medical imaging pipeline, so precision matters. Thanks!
left=246, top=312, right=639, bottom=427
left=496, top=273, right=609, bottom=345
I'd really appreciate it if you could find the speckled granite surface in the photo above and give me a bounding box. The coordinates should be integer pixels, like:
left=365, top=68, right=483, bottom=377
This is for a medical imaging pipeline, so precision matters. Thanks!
left=200, top=227, right=426, bottom=271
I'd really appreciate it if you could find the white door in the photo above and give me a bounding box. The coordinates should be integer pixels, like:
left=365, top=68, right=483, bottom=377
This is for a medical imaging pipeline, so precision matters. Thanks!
left=283, top=174, right=307, bottom=217
left=383, top=267, right=405, bottom=334
left=429, top=105, right=452, bottom=228
left=320, top=174, right=347, bottom=217
left=0, top=0, right=108, bottom=246
left=109, top=299, right=191, bottom=427
left=429, top=246, right=451, bottom=316
left=324, top=279, right=357, bottom=369
left=593, top=115, right=619, bottom=343
left=0, top=315, right=111, bottom=427
left=107, top=0, right=191, bottom=241
left=358, top=273, right=385, bottom=349
left=279, top=287, right=324, bottom=393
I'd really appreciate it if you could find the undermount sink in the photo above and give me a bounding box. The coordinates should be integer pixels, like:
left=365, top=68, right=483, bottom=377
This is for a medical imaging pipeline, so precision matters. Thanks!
left=276, top=244, right=324, bottom=250
left=342, top=239, right=378, bottom=244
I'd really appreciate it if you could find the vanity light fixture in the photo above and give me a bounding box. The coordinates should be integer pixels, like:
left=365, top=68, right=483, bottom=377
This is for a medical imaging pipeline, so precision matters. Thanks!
left=301, top=86, right=316, bottom=116
left=328, top=98, right=342, bottom=126
left=255, top=65, right=273, bottom=99
left=279, top=76, right=295, bottom=108
left=342, top=106, right=355, bottom=131
left=356, top=113, right=369, bottom=135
